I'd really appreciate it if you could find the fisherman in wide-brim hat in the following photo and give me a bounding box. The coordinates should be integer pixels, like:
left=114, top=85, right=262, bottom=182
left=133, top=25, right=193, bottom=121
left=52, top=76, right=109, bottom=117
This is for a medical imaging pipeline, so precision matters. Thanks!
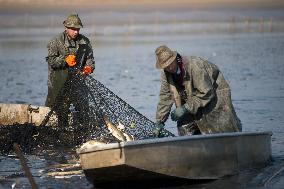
left=153, top=45, right=242, bottom=137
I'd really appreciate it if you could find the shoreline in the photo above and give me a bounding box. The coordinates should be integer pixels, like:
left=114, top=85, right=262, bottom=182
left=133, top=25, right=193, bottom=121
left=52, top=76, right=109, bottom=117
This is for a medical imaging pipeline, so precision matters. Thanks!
left=0, top=0, right=284, bottom=12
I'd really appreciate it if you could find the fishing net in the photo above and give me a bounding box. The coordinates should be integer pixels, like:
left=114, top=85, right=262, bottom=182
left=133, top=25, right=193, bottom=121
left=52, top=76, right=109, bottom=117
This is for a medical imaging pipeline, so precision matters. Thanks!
left=42, top=71, right=174, bottom=141
left=0, top=123, right=78, bottom=154
left=0, top=71, right=174, bottom=154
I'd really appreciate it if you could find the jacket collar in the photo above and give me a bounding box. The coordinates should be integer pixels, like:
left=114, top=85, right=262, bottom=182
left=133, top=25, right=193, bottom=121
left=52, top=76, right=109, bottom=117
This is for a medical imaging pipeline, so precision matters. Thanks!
left=62, top=32, right=87, bottom=48
left=181, top=56, right=190, bottom=80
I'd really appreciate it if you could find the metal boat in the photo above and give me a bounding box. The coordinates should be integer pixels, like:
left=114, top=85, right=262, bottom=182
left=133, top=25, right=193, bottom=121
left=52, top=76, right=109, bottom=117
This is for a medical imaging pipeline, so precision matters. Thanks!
left=77, top=131, right=272, bottom=186
left=0, top=103, right=272, bottom=187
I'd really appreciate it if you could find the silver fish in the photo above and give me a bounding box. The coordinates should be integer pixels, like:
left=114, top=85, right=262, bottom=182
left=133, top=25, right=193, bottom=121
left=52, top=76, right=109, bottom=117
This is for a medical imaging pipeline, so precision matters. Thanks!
left=79, top=139, right=107, bottom=151
left=103, top=116, right=126, bottom=142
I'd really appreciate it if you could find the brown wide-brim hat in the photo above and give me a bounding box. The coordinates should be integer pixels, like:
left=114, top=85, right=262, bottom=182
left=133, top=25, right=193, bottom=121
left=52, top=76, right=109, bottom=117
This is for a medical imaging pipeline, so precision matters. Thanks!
left=155, top=45, right=177, bottom=69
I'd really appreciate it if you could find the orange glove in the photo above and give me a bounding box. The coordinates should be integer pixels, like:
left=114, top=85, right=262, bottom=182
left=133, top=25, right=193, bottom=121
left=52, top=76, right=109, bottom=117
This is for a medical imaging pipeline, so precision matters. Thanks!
left=65, top=54, right=76, bottom=67
left=83, top=65, right=92, bottom=75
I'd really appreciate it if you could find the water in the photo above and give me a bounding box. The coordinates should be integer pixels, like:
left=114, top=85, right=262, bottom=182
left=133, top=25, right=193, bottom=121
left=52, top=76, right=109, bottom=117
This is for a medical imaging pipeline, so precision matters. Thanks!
left=0, top=8, right=284, bottom=189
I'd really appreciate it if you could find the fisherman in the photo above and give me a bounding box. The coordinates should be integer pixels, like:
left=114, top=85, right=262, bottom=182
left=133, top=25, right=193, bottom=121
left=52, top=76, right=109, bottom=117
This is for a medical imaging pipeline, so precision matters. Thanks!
left=153, top=45, right=242, bottom=137
left=45, top=14, right=95, bottom=127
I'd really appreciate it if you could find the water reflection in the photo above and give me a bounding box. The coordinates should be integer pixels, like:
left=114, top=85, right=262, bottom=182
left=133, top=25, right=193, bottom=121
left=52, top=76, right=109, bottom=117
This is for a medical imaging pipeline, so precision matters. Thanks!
left=0, top=8, right=284, bottom=189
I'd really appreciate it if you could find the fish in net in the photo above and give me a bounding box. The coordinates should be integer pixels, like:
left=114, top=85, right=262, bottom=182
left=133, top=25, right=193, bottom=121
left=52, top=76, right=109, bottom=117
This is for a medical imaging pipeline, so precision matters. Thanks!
left=41, top=71, right=174, bottom=143
left=0, top=71, right=174, bottom=154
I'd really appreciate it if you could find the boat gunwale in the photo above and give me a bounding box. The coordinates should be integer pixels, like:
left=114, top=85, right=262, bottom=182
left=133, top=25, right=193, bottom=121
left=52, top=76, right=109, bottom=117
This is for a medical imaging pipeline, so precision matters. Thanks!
left=77, top=131, right=272, bottom=154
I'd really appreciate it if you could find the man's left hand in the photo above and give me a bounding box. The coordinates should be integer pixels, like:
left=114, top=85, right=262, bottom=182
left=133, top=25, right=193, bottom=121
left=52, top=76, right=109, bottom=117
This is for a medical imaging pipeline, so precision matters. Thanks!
left=82, top=65, right=92, bottom=75
left=171, top=106, right=188, bottom=121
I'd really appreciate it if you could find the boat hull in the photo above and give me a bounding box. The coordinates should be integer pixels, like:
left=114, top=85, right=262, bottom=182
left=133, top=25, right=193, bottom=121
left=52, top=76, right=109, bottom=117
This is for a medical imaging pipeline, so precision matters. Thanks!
left=77, top=132, right=272, bottom=185
left=0, top=103, right=51, bottom=126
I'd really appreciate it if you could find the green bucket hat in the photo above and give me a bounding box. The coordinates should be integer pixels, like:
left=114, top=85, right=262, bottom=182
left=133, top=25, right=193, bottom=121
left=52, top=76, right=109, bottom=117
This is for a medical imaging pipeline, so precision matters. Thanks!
left=63, top=14, right=83, bottom=29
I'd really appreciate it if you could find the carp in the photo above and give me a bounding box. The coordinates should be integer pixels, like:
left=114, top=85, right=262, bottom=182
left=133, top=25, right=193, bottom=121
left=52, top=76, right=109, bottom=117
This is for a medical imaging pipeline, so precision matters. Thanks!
left=103, top=116, right=134, bottom=142
left=103, top=116, right=126, bottom=142
left=79, top=139, right=107, bottom=151
left=118, top=121, right=135, bottom=141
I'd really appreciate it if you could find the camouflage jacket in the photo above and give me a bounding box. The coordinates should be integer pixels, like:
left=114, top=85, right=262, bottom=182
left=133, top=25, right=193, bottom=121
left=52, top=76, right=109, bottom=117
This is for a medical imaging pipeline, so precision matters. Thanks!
left=45, top=31, right=95, bottom=107
left=156, top=56, right=242, bottom=134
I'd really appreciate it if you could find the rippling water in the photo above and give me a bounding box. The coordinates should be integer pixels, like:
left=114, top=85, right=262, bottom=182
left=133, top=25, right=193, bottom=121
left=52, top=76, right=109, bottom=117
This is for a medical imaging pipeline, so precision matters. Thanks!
left=0, top=8, right=284, bottom=189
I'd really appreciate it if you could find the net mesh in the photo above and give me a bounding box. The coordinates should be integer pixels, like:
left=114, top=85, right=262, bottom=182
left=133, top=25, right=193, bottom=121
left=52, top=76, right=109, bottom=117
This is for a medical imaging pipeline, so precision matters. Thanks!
left=43, top=72, right=174, bottom=141
left=0, top=71, right=174, bottom=154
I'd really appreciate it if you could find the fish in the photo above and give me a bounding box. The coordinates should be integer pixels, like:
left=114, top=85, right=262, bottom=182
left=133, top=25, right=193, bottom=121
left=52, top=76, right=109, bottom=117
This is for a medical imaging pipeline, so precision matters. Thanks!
left=103, top=115, right=127, bottom=142
left=123, top=132, right=134, bottom=141
left=48, top=163, right=81, bottom=171
left=117, top=121, right=135, bottom=141
left=117, top=121, right=125, bottom=130
left=79, top=139, right=107, bottom=151
left=46, top=170, right=83, bottom=177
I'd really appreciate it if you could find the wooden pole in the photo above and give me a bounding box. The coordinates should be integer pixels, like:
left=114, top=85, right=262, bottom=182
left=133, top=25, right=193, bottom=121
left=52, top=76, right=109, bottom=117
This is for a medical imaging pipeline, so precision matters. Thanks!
left=13, top=143, right=38, bottom=189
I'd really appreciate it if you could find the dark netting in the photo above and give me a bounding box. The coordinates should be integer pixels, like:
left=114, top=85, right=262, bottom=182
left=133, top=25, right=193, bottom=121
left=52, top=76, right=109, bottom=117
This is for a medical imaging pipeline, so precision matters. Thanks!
left=42, top=71, right=174, bottom=142
left=0, top=71, right=174, bottom=154
left=0, top=123, right=85, bottom=154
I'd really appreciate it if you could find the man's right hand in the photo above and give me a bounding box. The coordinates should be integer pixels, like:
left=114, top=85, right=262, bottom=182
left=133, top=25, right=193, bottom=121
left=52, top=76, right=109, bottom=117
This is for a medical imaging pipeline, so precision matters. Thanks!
left=153, top=122, right=165, bottom=137
left=65, top=54, right=76, bottom=67
left=171, top=105, right=188, bottom=122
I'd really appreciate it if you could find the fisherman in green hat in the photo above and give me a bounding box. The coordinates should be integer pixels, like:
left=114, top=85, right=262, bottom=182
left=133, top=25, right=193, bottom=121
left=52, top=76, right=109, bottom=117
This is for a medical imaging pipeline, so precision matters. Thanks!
left=153, top=45, right=242, bottom=137
left=45, top=14, right=95, bottom=127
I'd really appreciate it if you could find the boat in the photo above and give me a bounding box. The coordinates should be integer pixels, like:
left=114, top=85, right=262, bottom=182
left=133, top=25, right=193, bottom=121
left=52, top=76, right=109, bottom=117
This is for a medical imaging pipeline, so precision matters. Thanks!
left=77, top=131, right=272, bottom=187
left=0, top=103, right=273, bottom=187
left=0, top=103, right=52, bottom=126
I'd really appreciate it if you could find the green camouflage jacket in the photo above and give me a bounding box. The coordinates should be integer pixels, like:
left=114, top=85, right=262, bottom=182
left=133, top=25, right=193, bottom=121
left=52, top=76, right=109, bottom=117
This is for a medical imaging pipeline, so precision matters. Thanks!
left=45, top=31, right=95, bottom=107
left=156, top=56, right=242, bottom=134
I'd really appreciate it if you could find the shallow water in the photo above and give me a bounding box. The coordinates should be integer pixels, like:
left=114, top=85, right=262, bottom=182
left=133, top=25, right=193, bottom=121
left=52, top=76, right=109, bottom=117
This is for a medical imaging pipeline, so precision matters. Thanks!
left=0, top=8, right=284, bottom=189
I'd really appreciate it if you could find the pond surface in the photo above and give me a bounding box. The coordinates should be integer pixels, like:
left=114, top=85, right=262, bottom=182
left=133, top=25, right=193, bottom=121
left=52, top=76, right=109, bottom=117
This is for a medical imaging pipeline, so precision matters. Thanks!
left=0, top=8, right=284, bottom=189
